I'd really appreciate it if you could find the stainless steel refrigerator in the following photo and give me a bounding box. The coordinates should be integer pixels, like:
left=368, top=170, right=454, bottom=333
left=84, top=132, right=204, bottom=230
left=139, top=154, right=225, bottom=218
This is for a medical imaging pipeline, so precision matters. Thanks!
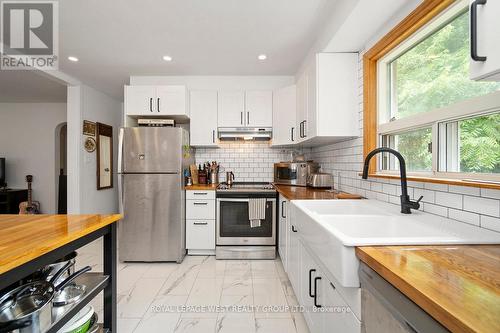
left=118, top=127, right=193, bottom=262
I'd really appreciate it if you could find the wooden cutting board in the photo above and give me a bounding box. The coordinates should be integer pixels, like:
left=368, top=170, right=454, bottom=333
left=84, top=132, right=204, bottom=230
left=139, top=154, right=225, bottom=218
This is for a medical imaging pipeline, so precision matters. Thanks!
left=336, top=192, right=363, bottom=199
left=189, top=165, right=198, bottom=185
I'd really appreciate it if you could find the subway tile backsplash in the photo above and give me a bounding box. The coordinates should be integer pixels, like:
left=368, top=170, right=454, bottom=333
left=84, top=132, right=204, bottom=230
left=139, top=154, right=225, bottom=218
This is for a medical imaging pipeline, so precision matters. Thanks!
left=194, top=142, right=290, bottom=183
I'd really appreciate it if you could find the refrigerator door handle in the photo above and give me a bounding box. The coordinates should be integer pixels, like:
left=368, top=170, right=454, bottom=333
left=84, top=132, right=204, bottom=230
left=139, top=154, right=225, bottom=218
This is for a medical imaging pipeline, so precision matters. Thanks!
left=118, top=128, right=124, bottom=173
left=118, top=174, right=124, bottom=215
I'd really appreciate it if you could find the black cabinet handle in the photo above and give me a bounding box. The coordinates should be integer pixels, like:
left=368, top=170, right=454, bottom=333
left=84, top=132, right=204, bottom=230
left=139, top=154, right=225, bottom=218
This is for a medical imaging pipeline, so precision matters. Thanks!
left=299, top=122, right=303, bottom=138
left=291, top=225, right=297, bottom=232
left=157, top=98, right=161, bottom=112
left=193, top=192, right=208, bottom=195
left=193, top=221, right=208, bottom=225
left=314, top=277, right=322, bottom=308
left=281, top=201, right=286, bottom=218
left=291, top=127, right=295, bottom=142
left=212, top=130, right=216, bottom=143
left=149, top=98, right=153, bottom=112
left=470, top=0, right=487, bottom=61
left=303, top=120, right=307, bottom=138
left=308, top=269, right=316, bottom=297
left=247, top=111, right=250, bottom=125
left=193, top=202, right=208, bottom=205
left=241, top=112, right=243, bottom=125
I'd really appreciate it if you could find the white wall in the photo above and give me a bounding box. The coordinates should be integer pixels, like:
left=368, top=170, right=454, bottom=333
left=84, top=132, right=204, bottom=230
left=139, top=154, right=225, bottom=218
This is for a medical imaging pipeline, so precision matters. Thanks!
left=0, top=103, right=67, bottom=213
left=67, top=85, right=122, bottom=214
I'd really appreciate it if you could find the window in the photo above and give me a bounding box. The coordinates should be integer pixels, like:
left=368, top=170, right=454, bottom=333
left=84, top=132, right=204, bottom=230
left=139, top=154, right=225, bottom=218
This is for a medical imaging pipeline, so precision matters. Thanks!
left=374, top=0, right=500, bottom=182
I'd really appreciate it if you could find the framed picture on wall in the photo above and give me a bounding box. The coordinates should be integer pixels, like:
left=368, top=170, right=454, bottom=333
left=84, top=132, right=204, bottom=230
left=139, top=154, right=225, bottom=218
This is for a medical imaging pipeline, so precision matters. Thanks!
left=96, top=122, right=113, bottom=190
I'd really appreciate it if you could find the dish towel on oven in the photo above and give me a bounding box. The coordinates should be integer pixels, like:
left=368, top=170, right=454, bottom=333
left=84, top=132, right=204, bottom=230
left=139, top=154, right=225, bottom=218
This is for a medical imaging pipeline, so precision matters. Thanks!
left=248, top=198, right=266, bottom=228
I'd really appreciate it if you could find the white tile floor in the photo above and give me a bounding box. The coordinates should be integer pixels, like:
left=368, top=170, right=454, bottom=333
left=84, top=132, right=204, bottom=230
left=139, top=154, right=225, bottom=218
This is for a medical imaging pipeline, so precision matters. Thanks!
left=77, top=240, right=310, bottom=333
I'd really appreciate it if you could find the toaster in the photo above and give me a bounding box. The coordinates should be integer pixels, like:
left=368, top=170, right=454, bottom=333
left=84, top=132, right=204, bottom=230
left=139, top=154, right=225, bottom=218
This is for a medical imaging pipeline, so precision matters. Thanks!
left=307, top=173, right=334, bottom=188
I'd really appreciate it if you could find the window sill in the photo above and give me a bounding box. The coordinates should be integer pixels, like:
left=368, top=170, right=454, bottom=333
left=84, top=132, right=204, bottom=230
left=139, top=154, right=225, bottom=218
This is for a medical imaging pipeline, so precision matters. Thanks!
left=359, top=173, right=500, bottom=190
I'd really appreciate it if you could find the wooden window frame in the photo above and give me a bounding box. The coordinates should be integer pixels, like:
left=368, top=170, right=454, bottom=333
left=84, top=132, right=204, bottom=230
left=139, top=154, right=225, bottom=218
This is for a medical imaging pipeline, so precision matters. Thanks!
left=363, top=0, right=500, bottom=190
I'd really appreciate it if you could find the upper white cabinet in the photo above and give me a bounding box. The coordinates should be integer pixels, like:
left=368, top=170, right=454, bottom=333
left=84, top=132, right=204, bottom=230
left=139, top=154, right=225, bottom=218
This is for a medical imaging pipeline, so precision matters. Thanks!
left=217, top=91, right=245, bottom=127
left=470, top=0, right=500, bottom=81
left=272, top=85, right=296, bottom=146
left=245, top=91, right=273, bottom=127
left=124, top=85, right=188, bottom=117
left=218, top=90, right=273, bottom=128
left=295, top=53, right=359, bottom=145
left=190, top=91, right=218, bottom=147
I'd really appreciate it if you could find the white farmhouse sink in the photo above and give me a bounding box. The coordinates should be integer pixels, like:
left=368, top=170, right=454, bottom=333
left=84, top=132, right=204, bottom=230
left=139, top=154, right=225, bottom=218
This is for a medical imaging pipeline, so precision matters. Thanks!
left=291, top=199, right=500, bottom=288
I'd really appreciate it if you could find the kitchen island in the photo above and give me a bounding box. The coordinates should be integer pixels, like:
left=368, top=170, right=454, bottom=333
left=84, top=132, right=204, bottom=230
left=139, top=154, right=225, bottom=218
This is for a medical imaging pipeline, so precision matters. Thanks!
left=0, top=214, right=121, bottom=333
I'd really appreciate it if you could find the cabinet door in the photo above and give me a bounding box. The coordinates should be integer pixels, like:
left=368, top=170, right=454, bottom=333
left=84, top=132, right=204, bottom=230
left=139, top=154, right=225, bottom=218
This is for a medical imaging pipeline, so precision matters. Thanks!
left=156, top=86, right=187, bottom=116
left=305, top=60, right=317, bottom=139
left=218, top=91, right=245, bottom=127
left=278, top=195, right=289, bottom=270
left=272, top=85, right=296, bottom=146
left=245, top=91, right=273, bottom=127
left=186, top=219, right=215, bottom=250
left=323, top=276, right=361, bottom=333
left=190, top=91, right=218, bottom=146
left=470, top=0, right=500, bottom=81
left=124, top=85, right=156, bottom=115
left=296, top=73, right=307, bottom=142
left=300, top=244, right=322, bottom=333
left=288, top=220, right=301, bottom=297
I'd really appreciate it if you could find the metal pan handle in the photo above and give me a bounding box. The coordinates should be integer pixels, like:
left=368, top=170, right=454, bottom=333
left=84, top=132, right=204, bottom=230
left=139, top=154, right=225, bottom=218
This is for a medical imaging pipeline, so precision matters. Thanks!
left=0, top=318, right=32, bottom=333
left=55, top=266, right=92, bottom=292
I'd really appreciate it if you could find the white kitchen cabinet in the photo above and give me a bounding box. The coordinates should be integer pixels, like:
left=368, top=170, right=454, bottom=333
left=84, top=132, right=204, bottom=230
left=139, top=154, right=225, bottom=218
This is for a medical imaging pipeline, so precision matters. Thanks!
left=186, top=190, right=216, bottom=254
left=218, top=90, right=273, bottom=128
left=217, top=91, right=245, bottom=127
left=272, top=85, right=296, bottom=146
left=278, top=194, right=290, bottom=270
left=300, top=242, right=323, bottom=333
left=190, top=91, right=218, bottom=146
left=245, top=91, right=273, bottom=127
left=470, top=0, right=500, bottom=81
left=287, top=213, right=301, bottom=295
left=295, top=53, right=358, bottom=145
left=296, top=74, right=307, bottom=143
left=124, top=85, right=188, bottom=117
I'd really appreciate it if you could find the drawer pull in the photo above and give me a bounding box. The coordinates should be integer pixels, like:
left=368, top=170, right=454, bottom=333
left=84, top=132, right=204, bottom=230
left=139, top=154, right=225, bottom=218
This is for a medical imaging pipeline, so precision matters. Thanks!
left=313, top=277, right=322, bottom=308
left=309, top=269, right=316, bottom=297
left=330, top=282, right=336, bottom=290
left=193, top=192, right=208, bottom=195
left=193, top=202, right=208, bottom=205
left=193, top=221, right=208, bottom=225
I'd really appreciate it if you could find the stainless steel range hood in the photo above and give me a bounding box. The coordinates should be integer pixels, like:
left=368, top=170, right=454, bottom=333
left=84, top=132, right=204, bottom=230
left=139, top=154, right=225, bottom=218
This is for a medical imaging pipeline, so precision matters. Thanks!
left=218, top=127, right=272, bottom=141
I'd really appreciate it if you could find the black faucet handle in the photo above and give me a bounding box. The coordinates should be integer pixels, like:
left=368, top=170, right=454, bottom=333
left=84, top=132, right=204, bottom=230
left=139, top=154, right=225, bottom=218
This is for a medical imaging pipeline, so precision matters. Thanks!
left=416, top=195, right=424, bottom=203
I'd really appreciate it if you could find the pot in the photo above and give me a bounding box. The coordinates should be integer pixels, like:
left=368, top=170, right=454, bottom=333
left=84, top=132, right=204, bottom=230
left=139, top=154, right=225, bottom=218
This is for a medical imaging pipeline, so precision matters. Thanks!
left=0, top=262, right=91, bottom=333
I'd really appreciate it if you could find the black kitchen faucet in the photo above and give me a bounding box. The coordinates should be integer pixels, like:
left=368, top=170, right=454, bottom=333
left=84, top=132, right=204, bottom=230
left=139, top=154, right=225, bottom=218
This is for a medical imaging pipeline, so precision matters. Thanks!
left=362, top=147, right=423, bottom=214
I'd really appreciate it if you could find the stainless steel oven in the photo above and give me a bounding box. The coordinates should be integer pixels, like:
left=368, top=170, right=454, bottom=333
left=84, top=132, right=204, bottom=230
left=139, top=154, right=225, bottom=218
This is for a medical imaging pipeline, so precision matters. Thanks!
left=216, top=182, right=277, bottom=259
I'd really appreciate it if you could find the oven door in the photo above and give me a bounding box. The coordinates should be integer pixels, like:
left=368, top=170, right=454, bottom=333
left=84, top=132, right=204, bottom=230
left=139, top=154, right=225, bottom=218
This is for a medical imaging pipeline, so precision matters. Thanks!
left=217, top=198, right=276, bottom=246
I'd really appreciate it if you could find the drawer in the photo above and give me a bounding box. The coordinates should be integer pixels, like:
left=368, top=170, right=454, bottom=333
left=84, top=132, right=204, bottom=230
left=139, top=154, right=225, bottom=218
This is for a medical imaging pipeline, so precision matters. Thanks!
left=186, top=190, right=215, bottom=200
left=186, top=200, right=215, bottom=219
left=186, top=219, right=215, bottom=250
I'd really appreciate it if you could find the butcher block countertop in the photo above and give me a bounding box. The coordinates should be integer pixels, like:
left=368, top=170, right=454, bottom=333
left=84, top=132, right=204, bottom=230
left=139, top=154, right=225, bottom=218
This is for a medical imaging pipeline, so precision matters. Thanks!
left=0, top=214, right=122, bottom=275
left=273, top=184, right=363, bottom=200
left=185, top=184, right=219, bottom=190
left=356, top=245, right=500, bottom=333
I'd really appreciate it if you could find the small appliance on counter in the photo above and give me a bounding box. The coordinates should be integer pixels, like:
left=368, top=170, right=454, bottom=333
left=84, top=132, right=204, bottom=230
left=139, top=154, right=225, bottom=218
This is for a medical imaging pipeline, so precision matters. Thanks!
left=307, top=172, right=334, bottom=188
left=273, top=161, right=320, bottom=187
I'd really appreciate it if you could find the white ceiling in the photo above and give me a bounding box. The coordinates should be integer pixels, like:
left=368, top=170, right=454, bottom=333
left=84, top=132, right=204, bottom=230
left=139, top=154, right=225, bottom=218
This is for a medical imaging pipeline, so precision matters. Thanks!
left=0, top=71, right=66, bottom=103
left=57, top=0, right=341, bottom=99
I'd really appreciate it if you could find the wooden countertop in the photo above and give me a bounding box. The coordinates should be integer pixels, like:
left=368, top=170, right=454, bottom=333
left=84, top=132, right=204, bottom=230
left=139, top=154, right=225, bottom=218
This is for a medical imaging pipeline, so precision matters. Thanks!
left=185, top=184, right=218, bottom=190
left=0, top=214, right=122, bottom=276
left=356, top=245, right=500, bottom=333
left=273, top=184, right=363, bottom=200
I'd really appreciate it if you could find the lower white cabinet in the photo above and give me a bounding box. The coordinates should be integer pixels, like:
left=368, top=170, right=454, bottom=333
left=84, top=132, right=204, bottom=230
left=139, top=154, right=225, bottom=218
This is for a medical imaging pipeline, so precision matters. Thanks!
left=186, top=190, right=216, bottom=254
left=278, top=194, right=290, bottom=270
left=284, top=203, right=361, bottom=333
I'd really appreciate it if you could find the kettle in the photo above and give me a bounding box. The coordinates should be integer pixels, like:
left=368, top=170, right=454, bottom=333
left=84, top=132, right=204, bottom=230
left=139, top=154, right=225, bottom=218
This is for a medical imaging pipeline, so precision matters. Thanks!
left=226, top=171, right=235, bottom=185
